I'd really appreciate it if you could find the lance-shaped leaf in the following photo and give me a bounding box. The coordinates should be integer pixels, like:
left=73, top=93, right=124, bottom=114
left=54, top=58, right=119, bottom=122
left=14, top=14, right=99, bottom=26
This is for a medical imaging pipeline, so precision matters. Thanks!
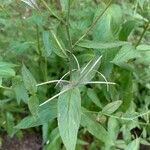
left=102, top=100, right=122, bottom=115
left=42, top=31, right=52, bottom=57
left=0, top=62, right=16, bottom=78
left=58, top=87, right=81, bottom=150
left=112, top=45, right=140, bottom=66
left=49, top=31, right=67, bottom=58
left=21, top=64, right=37, bottom=94
left=28, top=95, right=39, bottom=117
left=78, top=40, right=129, bottom=49
left=125, top=138, right=140, bottom=150
left=79, top=55, right=102, bottom=83
left=15, top=100, right=57, bottom=129
left=81, top=109, right=113, bottom=145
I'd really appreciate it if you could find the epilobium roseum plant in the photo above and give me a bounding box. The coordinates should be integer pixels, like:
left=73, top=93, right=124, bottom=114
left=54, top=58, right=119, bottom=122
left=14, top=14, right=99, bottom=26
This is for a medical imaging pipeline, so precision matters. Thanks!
left=0, top=0, right=150, bottom=149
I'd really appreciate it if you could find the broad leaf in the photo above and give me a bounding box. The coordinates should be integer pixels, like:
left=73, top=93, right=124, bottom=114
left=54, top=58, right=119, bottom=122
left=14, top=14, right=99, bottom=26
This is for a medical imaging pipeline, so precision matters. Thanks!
left=102, top=100, right=122, bottom=115
left=58, top=87, right=81, bottom=150
left=21, top=64, right=37, bottom=94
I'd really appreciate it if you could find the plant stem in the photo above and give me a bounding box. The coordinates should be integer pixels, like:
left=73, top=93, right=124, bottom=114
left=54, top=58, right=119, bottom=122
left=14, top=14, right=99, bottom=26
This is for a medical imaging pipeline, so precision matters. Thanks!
left=135, top=21, right=150, bottom=47
left=36, top=25, right=48, bottom=81
left=40, top=0, right=65, bottom=24
left=65, top=0, right=74, bottom=78
left=72, top=0, right=113, bottom=47
left=66, top=0, right=72, bottom=52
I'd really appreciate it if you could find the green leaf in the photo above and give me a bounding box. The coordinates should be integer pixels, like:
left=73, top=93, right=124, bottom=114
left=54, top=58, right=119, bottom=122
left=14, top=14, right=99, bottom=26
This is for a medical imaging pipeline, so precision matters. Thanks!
left=49, top=31, right=67, bottom=58
left=87, top=88, right=102, bottom=108
left=125, top=138, right=140, bottom=150
left=119, top=20, right=136, bottom=41
left=15, top=100, right=57, bottom=129
left=78, top=40, right=129, bottom=49
left=81, top=109, right=113, bottom=145
left=28, top=95, right=39, bottom=117
left=60, top=0, right=68, bottom=12
left=137, top=44, right=150, bottom=51
left=112, top=45, right=140, bottom=67
left=102, top=100, right=122, bottom=115
left=58, top=87, right=81, bottom=150
left=93, top=4, right=122, bottom=41
left=21, top=64, right=37, bottom=94
left=108, top=118, right=119, bottom=141
left=42, top=31, right=52, bottom=57
left=0, top=62, right=16, bottom=78
left=42, top=123, right=49, bottom=143
left=12, top=77, right=29, bottom=104
left=6, top=112, right=15, bottom=137
left=45, top=127, right=61, bottom=150
left=79, top=55, right=102, bottom=83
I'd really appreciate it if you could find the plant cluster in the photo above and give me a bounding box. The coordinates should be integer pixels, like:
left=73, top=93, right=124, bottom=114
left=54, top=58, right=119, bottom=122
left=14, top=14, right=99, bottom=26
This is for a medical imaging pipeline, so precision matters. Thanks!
left=0, top=0, right=150, bottom=149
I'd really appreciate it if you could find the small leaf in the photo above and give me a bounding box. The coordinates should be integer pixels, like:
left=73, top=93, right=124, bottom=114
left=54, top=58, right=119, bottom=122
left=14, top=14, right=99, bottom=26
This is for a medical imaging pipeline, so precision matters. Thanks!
left=119, top=20, right=136, bottom=41
left=21, top=64, right=37, bottom=94
left=125, top=138, right=140, bottom=150
left=0, top=62, right=16, bottom=78
left=60, top=0, right=68, bottom=12
left=102, top=100, right=122, bottom=115
left=42, top=123, right=49, bottom=143
left=45, top=127, right=61, bottom=150
left=49, top=31, right=67, bottom=58
left=81, top=109, right=113, bottom=145
left=78, top=40, right=129, bottom=49
left=28, top=95, right=39, bottom=117
left=137, top=44, right=150, bottom=51
left=87, top=88, right=102, bottom=108
left=58, top=87, right=81, bottom=150
left=15, top=100, right=57, bottom=129
left=12, top=77, right=29, bottom=104
left=6, top=112, right=15, bottom=137
left=42, top=31, right=52, bottom=57
left=112, top=45, right=140, bottom=66
left=79, top=55, right=102, bottom=83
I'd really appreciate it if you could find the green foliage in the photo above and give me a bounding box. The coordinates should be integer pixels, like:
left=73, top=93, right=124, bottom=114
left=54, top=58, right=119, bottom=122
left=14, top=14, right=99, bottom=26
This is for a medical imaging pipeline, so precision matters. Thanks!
left=58, top=87, right=81, bottom=150
left=0, top=0, right=150, bottom=149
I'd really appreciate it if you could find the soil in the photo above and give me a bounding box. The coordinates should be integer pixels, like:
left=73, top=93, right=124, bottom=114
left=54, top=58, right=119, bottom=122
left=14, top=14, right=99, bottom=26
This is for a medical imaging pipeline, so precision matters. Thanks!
left=1, top=131, right=42, bottom=150
left=0, top=131, right=150, bottom=150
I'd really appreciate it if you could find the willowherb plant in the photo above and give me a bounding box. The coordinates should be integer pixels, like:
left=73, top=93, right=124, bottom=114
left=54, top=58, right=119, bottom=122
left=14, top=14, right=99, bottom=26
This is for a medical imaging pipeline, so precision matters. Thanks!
left=0, top=0, right=150, bottom=149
